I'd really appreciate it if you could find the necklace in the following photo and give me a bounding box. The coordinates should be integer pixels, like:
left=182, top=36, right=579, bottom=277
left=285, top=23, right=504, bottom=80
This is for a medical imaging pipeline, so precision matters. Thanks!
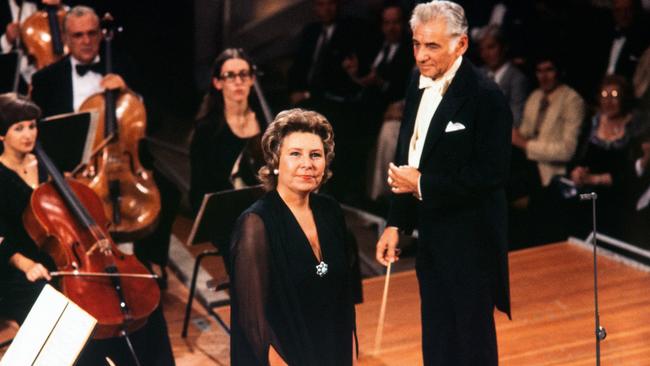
left=0, top=156, right=28, bottom=175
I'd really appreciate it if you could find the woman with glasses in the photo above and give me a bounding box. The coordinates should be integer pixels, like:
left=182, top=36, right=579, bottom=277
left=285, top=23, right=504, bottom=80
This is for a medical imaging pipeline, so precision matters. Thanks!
left=569, top=74, right=641, bottom=237
left=190, top=48, right=266, bottom=214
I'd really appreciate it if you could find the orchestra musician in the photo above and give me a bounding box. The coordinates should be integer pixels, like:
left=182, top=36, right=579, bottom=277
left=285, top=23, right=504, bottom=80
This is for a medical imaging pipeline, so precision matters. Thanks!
left=29, top=5, right=179, bottom=286
left=0, top=0, right=61, bottom=92
left=0, top=92, right=174, bottom=366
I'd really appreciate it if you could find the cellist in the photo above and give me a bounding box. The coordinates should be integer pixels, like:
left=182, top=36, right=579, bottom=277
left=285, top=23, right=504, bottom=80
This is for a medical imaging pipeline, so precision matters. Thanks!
left=0, top=93, right=174, bottom=366
left=1, top=0, right=61, bottom=91
left=30, top=5, right=177, bottom=285
left=30, top=5, right=129, bottom=116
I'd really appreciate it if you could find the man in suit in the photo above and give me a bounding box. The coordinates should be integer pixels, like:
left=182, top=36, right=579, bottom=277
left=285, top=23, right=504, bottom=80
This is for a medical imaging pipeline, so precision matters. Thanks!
left=287, top=0, right=360, bottom=106
left=478, top=24, right=528, bottom=127
left=375, top=2, right=511, bottom=365
left=30, top=5, right=127, bottom=117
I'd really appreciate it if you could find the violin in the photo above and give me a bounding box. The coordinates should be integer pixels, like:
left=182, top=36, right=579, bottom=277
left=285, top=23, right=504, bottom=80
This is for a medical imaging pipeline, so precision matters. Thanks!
left=20, top=4, right=68, bottom=69
left=23, top=142, right=160, bottom=339
left=76, top=14, right=161, bottom=242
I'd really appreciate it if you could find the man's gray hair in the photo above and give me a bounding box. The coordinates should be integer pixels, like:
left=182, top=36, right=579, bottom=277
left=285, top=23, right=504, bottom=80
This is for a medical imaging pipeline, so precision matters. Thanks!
left=410, top=1, right=468, bottom=38
left=63, top=6, right=99, bottom=34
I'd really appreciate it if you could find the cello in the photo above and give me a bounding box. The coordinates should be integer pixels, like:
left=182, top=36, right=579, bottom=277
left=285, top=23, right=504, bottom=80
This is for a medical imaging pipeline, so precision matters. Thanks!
left=23, top=142, right=160, bottom=340
left=76, top=15, right=161, bottom=241
left=20, top=4, right=68, bottom=69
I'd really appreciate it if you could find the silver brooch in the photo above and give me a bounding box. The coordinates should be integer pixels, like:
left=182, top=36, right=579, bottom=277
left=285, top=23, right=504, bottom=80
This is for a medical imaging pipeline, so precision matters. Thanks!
left=315, top=261, right=328, bottom=277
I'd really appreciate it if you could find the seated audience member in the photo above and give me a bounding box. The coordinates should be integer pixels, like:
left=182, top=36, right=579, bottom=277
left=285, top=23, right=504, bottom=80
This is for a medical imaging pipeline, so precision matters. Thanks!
left=512, top=56, right=585, bottom=189
left=511, top=55, right=586, bottom=244
left=342, top=1, right=413, bottom=135
left=632, top=46, right=650, bottom=116
left=287, top=0, right=359, bottom=106
left=478, top=24, right=528, bottom=127
left=569, top=75, right=642, bottom=237
left=341, top=2, right=413, bottom=203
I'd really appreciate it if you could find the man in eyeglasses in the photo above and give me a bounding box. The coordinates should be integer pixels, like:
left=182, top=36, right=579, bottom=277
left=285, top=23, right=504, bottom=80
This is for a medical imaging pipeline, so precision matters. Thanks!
left=30, top=5, right=134, bottom=117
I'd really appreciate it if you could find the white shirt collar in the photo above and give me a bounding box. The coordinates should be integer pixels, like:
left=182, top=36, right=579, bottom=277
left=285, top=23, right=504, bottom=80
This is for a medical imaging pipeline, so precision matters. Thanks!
left=70, top=55, right=101, bottom=69
left=418, top=55, right=463, bottom=93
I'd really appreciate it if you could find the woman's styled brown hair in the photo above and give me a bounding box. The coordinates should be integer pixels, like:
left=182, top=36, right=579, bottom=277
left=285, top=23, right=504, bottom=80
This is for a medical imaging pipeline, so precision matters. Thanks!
left=258, top=108, right=335, bottom=190
left=0, top=93, right=41, bottom=136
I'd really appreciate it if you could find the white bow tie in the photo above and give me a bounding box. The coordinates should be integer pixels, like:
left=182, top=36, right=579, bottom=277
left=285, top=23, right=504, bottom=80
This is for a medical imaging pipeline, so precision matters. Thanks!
left=419, top=75, right=436, bottom=89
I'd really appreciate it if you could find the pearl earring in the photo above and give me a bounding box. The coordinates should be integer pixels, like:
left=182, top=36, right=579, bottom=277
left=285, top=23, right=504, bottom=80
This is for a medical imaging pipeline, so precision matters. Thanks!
left=273, top=168, right=279, bottom=175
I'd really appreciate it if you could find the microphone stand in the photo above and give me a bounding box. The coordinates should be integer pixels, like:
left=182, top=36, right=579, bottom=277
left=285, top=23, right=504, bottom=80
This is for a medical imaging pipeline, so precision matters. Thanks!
left=580, top=192, right=607, bottom=365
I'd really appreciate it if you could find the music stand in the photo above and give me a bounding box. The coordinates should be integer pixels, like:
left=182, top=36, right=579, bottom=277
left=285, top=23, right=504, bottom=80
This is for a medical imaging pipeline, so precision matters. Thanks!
left=37, top=112, right=98, bottom=172
left=181, top=185, right=266, bottom=338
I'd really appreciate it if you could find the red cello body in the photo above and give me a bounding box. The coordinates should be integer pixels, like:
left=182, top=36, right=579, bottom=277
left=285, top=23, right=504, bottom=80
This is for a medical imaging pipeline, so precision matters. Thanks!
left=23, top=145, right=160, bottom=339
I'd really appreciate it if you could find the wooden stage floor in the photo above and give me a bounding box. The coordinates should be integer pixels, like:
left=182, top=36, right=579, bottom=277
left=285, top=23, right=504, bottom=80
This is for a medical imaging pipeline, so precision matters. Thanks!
left=355, top=241, right=650, bottom=366
left=3, top=241, right=650, bottom=365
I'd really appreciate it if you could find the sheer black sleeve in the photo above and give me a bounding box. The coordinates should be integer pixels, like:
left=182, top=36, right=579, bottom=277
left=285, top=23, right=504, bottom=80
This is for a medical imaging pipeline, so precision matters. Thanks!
left=230, top=212, right=282, bottom=365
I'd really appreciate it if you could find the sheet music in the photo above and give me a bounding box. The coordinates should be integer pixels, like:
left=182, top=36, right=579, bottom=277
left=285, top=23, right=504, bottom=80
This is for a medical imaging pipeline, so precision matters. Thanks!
left=0, top=285, right=97, bottom=366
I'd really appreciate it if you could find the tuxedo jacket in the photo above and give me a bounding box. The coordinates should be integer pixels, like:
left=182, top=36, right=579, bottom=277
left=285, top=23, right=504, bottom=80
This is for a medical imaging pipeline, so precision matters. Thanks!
left=31, top=54, right=136, bottom=117
left=367, top=39, right=414, bottom=105
left=288, top=20, right=360, bottom=99
left=387, top=58, right=512, bottom=317
left=481, top=63, right=529, bottom=127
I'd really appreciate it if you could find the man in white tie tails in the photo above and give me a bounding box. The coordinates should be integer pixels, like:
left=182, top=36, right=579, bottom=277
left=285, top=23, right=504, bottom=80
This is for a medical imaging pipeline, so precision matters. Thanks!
left=375, top=2, right=512, bottom=364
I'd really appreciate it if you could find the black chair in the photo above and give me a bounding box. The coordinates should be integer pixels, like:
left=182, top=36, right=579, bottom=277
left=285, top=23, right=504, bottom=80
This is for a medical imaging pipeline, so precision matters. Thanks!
left=181, top=185, right=265, bottom=338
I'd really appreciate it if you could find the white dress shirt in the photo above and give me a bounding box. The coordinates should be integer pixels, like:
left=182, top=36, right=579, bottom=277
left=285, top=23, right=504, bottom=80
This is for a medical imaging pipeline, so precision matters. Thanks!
left=408, top=56, right=463, bottom=168
left=371, top=42, right=398, bottom=69
left=407, top=56, right=463, bottom=199
left=71, top=56, right=103, bottom=111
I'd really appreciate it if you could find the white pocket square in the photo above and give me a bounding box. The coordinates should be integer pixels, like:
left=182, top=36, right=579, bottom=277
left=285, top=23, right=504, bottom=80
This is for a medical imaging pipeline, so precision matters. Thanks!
left=444, top=121, right=466, bottom=132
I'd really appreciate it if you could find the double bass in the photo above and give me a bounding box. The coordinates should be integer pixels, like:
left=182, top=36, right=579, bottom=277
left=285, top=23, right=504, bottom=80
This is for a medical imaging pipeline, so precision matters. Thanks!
left=23, top=142, right=160, bottom=339
left=76, top=15, right=161, bottom=241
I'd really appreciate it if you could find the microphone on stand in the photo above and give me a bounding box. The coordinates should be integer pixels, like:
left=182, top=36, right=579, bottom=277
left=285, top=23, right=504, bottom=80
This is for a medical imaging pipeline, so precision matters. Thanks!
left=580, top=192, right=597, bottom=201
left=581, top=191, right=606, bottom=365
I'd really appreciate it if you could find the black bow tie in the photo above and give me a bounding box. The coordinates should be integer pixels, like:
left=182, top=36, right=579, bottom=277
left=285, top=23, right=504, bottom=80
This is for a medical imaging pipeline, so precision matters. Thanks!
left=75, top=62, right=103, bottom=76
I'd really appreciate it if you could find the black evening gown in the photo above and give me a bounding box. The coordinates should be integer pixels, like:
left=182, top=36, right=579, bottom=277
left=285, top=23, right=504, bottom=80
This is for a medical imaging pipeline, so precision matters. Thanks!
left=0, top=160, right=51, bottom=323
left=0, top=159, right=175, bottom=366
left=230, top=190, right=356, bottom=366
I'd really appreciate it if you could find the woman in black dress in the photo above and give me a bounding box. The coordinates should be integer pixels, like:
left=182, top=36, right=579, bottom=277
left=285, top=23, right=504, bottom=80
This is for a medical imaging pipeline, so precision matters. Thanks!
left=0, top=93, right=174, bottom=366
left=0, top=93, right=52, bottom=323
left=190, top=48, right=266, bottom=213
left=230, top=109, right=357, bottom=366
left=569, top=75, right=641, bottom=236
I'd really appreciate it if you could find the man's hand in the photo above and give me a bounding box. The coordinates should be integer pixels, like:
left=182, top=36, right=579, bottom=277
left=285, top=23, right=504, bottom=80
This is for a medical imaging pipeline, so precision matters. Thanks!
left=570, top=166, right=589, bottom=187
left=511, top=128, right=528, bottom=149
left=101, top=74, right=126, bottom=91
left=376, top=226, right=400, bottom=266
left=341, top=54, right=359, bottom=78
left=5, top=22, right=19, bottom=45
left=25, top=262, right=51, bottom=282
left=388, top=162, right=421, bottom=198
